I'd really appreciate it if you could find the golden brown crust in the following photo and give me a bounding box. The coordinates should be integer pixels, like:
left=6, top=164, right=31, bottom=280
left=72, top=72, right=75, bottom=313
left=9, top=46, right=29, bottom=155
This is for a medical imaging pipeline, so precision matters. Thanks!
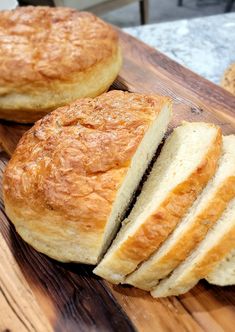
left=192, top=226, right=235, bottom=278
left=127, top=176, right=235, bottom=290
left=0, top=6, right=118, bottom=90
left=0, top=47, right=122, bottom=122
left=94, top=127, right=222, bottom=282
left=0, top=7, right=122, bottom=122
left=221, top=63, right=235, bottom=95
left=3, top=91, right=170, bottom=263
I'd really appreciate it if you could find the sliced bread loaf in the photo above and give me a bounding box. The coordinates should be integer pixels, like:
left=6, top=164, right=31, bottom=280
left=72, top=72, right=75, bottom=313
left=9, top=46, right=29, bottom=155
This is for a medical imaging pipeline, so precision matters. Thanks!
left=126, top=135, right=235, bottom=290
left=206, top=248, right=235, bottom=286
left=3, top=91, right=172, bottom=264
left=152, top=198, right=235, bottom=298
left=94, top=122, right=222, bottom=282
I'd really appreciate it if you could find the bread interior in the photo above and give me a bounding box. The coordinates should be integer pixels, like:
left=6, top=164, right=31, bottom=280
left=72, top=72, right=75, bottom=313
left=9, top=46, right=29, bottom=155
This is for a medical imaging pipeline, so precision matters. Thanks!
left=206, top=248, right=235, bottom=286
left=106, top=123, right=218, bottom=258
left=152, top=197, right=235, bottom=297
left=99, top=104, right=171, bottom=258
left=127, top=135, right=235, bottom=287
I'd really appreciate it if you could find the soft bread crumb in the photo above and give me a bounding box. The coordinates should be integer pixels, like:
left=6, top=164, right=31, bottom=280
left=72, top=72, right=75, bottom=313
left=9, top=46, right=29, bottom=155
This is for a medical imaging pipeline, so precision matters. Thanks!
left=126, top=135, right=235, bottom=290
left=94, top=122, right=222, bottom=283
left=152, top=197, right=235, bottom=297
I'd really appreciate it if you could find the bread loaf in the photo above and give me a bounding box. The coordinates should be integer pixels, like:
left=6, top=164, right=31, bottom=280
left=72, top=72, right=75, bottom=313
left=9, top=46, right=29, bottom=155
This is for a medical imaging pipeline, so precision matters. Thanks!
left=3, top=91, right=171, bottom=264
left=0, top=6, right=122, bottom=123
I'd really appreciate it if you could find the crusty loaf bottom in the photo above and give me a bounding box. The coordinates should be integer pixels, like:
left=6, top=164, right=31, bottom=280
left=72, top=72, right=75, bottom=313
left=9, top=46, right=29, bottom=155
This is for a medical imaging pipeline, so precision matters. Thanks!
left=152, top=198, right=235, bottom=297
left=126, top=135, right=235, bottom=290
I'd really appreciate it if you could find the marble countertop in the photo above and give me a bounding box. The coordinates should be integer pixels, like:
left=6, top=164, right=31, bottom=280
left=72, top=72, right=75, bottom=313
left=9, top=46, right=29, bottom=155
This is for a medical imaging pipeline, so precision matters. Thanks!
left=124, top=13, right=235, bottom=85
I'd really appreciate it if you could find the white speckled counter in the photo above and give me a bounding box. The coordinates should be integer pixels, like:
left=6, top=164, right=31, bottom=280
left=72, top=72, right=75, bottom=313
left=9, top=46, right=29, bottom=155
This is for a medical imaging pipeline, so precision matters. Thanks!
left=124, top=13, right=235, bottom=85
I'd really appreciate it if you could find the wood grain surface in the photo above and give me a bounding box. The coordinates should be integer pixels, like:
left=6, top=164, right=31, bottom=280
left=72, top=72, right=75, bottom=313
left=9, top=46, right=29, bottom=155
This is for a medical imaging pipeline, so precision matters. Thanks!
left=0, top=30, right=235, bottom=332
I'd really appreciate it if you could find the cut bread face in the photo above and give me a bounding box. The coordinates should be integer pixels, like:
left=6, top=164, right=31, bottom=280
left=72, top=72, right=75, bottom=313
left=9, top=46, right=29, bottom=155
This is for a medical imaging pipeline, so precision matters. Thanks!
left=3, top=92, right=172, bottom=264
left=126, top=135, right=235, bottom=290
left=152, top=197, right=235, bottom=298
left=94, top=122, right=222, bottom=282
left=206, top=248, right=235, bottom=286
left=100, top=101, right=172, bottom=258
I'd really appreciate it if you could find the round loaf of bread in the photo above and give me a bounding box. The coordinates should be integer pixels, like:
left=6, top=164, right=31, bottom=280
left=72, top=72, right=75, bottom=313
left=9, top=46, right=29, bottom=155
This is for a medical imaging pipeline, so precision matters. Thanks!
left=3, top=90, right=172, bottom=264
left=0, top=6, right=122, bottom=123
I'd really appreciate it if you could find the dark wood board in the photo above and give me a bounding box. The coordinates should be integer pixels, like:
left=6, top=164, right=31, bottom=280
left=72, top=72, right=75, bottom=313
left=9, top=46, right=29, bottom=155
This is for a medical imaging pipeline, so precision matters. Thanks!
left=0, top=30, right=235, bottom=332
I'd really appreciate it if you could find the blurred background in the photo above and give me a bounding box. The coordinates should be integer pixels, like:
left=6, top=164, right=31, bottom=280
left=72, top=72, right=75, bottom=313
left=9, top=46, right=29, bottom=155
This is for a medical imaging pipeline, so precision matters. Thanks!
left=1, top=0, right=235, bottom=27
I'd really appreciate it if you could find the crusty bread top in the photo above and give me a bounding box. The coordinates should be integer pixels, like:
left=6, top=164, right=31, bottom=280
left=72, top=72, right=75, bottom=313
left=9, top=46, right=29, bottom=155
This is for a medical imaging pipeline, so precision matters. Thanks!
left=0, top=6, right=119, bottom=94
left=3, top=91, right=170, bottom=236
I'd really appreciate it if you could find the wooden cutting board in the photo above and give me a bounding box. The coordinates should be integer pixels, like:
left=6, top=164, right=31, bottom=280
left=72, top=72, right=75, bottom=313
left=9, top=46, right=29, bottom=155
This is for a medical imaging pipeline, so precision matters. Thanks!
left=0, top=30, right=235, bottom=332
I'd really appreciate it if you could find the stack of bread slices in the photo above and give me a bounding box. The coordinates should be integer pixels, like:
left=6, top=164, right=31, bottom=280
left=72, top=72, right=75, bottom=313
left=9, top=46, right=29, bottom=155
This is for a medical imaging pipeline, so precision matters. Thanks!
left=3, top=91, right=235, bottom=297
left=94, top=108, right=235, bottom=297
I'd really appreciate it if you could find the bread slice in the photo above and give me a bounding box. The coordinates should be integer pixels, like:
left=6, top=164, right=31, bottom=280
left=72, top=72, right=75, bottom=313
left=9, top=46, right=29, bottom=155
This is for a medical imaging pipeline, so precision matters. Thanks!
left=206, top=248, right=235, bottom=286
left=126, top=135, right=235, bottom=290
left=152, top=198, right=235, bottom=297
left=3, top=91, right=172, bottom=264
left=94, top=122, right=222, bottom=282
